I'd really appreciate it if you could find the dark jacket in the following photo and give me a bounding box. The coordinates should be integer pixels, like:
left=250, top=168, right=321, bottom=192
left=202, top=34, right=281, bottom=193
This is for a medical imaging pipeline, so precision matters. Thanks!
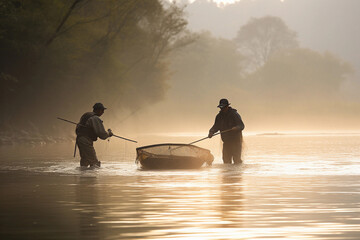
left=76, top=112, right=97, bottom=141
left=209, top=107, right=245, bottom=142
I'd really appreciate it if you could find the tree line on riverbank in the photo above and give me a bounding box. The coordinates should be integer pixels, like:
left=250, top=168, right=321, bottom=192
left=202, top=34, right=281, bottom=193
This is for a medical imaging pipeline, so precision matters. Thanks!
left=0, top=1, right=357, bottom=144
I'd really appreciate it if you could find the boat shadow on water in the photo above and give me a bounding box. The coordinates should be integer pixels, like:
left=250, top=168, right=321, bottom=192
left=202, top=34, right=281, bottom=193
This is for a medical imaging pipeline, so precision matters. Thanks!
left=137, top=162, right=245, bottom=172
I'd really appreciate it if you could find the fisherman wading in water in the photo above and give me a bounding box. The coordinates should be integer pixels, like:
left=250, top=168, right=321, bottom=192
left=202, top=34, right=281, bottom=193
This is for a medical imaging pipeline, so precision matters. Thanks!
left=208, top=99, right=245, bottom=164
left=76, top=103, right=113, bottom=167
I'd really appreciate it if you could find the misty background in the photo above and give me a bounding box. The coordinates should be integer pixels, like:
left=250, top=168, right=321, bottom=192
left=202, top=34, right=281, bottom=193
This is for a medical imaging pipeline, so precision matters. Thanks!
left=1, top=0, right=360, bottom=145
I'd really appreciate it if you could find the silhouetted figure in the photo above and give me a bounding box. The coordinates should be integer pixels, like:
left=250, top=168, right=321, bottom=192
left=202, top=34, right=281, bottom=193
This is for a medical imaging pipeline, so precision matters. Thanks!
left=208, top=99, right=245, bottom=164
left=76, top=103, right=113, bottom=167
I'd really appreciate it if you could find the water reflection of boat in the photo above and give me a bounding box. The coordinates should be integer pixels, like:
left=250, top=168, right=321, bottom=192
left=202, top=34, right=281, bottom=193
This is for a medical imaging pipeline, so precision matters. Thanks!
left=136, top=143, right=214, bottom=169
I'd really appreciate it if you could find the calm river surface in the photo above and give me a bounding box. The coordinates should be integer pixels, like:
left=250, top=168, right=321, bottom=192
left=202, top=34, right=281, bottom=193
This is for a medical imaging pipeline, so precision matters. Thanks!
left=1, top=133, right=360, bottom=239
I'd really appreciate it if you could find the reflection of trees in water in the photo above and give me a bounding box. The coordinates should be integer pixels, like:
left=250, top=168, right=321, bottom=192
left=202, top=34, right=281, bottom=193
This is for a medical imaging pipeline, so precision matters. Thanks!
left=76, top=177, right=102, bottom=239
left=219, top=167, right=243, bottom=228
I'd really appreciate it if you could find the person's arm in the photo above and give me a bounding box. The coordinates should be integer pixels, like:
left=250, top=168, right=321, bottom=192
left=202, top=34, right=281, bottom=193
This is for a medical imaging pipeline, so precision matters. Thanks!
left=232, top=112, right=245, bottom=131
left=89, top=116, right=110, bottom=140
left=208, top=115, right=220, bottom=138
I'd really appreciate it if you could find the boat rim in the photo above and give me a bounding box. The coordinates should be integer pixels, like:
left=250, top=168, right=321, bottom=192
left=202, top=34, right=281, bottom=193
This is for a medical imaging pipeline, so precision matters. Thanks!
left=136, top=143, right=210, bottom=152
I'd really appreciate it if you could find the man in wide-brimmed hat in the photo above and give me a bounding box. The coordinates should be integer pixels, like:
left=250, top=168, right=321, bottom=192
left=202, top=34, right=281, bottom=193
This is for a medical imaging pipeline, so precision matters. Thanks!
left=76, top=103, right=113, bottom=167
left=208, top=98, right=245, bottom=164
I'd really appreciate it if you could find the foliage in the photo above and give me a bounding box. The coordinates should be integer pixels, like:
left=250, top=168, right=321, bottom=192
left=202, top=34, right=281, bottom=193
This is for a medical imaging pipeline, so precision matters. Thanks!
left=244, top=48, right=353, bottom=110
left=0, top=0, right=189, bottom=134
left=235, top=16, right=299, bottom=72
left=169, top=31, right=243, bottom=100
left=147, top=30, right=246, bottom=126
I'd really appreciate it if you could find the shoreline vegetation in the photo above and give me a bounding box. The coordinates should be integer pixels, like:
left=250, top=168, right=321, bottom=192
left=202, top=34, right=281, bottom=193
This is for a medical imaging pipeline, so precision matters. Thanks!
left=0, top=131, right=74, bottom=146
left=0, top=1, right=190, bottom=138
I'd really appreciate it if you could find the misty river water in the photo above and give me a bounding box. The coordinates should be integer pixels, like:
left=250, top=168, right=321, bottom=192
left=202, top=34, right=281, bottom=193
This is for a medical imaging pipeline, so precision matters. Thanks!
left=1, top=133, right=360, bottom=239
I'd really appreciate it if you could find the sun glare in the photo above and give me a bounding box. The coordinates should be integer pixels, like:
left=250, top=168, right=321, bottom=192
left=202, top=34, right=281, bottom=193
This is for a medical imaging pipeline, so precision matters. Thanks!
left=187, top=0, right=286, bottom=4
left=188, top=0, right=241, bottom=5
left=213, top=0, right=239, bottom=4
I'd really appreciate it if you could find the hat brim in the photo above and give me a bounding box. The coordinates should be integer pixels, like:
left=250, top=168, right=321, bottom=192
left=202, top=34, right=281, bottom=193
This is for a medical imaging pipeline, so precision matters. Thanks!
left=217, top=103, right=230, bottom=108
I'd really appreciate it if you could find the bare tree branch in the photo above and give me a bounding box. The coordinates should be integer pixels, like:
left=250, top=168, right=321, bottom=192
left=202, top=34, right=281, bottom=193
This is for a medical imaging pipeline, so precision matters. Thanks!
left=46, top=0, right=83, bottom=46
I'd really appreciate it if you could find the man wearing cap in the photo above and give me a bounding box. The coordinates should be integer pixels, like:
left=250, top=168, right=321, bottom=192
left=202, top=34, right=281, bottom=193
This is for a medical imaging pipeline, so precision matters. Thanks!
left=208, top=99, right=245, bottom=164
left=76, top=103, right=113, bottom=167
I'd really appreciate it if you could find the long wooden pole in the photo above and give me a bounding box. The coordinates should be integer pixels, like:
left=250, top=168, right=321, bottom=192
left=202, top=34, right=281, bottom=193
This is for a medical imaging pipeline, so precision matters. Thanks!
left=57, top=117, right=137, bottom=143
left=171, top=128, right=235, bottom=151
left=187, top=128, right=234, bottom=145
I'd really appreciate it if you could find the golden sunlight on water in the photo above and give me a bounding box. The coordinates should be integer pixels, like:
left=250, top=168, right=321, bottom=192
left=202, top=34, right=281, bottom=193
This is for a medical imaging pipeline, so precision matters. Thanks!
left=1, top=133, right=360, bottom=239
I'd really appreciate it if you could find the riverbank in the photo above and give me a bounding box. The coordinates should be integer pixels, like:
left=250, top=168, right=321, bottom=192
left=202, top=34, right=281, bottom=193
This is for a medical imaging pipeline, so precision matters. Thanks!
left=0, top=131, right=73, bottom=146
